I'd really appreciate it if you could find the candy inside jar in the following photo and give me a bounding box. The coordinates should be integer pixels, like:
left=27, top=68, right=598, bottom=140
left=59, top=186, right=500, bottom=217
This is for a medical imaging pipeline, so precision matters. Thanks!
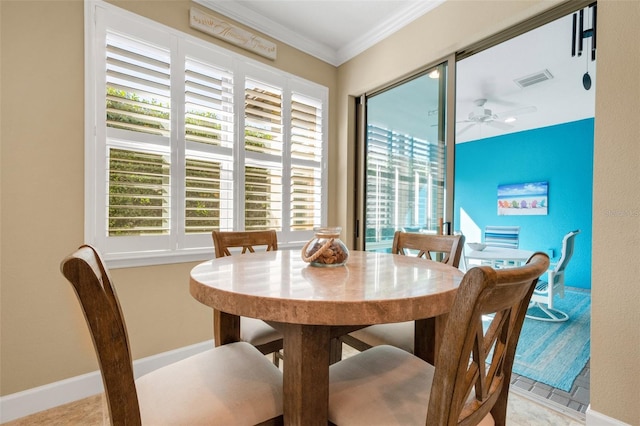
left=301, top=227, right=349, bottom=267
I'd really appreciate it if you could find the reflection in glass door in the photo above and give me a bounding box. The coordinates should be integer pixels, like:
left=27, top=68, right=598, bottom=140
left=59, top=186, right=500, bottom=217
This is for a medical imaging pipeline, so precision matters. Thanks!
left=361, top=64, right=448, bottom=252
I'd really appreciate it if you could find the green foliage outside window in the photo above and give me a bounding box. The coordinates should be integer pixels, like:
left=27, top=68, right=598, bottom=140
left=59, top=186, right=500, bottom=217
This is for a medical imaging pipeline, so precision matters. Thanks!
left=109, top=149, right=169, bottom=236
left=107, top=85, right=280, bottom=235
left=245, top=165, right=270, bottom=229
left=185, top=159, right=221, bottom=233
left=107, top=86, right=224, bottom=235
left=106, top=87, right=169, bottom=135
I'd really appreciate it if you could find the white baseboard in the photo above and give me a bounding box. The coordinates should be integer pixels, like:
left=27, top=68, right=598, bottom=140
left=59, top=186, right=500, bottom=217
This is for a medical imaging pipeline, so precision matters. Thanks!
left=586, top=405, right=632, bottom=426
left=0, top=340, right=213, bottom=423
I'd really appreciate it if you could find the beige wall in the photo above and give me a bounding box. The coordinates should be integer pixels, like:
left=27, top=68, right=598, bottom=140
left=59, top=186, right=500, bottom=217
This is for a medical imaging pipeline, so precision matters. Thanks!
left=335, top=1, right=640, bottom=423
left=590, top=1, right=640, bottom=423
left=0, top=0, right=337, bottom=396
left=1, top=0, right=639, bottom=423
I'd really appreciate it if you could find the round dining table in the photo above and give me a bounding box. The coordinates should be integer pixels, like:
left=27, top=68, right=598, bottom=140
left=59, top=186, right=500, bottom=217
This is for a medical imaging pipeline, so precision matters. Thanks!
left=190, top=249, right=463, bottom=426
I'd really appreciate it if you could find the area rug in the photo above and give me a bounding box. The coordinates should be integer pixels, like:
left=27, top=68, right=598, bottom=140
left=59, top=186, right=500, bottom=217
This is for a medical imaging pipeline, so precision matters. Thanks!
left=512, top=289, right=591, bottom=392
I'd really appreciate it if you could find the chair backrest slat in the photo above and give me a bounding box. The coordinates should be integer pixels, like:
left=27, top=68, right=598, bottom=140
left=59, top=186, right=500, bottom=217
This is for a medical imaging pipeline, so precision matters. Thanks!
left=427, top=252, right=549, bottom=425
left=391, top=231, right=465, bottom=267
left=60, top=245, right=141, bottom=425
left=212, top=230, right=278, bottom=258
left=554, top=230, right=580, bottom=275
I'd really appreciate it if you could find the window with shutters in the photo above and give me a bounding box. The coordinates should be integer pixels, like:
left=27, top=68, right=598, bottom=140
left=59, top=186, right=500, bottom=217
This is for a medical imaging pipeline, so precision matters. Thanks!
left=244, top=79, right=283, bottom=230
left=86, top=3, right=328, bottom=267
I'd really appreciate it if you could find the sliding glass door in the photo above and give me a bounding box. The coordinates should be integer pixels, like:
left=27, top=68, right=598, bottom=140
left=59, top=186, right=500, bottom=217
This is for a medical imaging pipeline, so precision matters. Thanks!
left=358, top=63, right=449, bottom=252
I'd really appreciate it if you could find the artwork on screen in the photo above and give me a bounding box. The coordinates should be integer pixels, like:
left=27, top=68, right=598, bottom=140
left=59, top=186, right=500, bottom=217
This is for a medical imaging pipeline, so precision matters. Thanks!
left=497, top=181, right=548, bottom=216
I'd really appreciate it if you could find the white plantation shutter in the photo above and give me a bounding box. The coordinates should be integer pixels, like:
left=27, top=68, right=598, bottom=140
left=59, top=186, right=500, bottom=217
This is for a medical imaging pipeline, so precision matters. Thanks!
left=366, top=126, right=395, bottom=235
left=185, top=158, right=222, bottom=233
left=184, top=57, right=235, bottom=233
left=244, top=78, right=283, bottom=230
left=87, top=4, right=327, bottom=266
left=365, top=124, right=446, bottom=242
left=184, top=58, right=234, bottom=148
left=106, top=33, right=171, bottom=136
left=105, top=31, right=172, bottom=238
left=290, top=93, right=323, bottom=230
left=108, top=148, right=170, bottom=236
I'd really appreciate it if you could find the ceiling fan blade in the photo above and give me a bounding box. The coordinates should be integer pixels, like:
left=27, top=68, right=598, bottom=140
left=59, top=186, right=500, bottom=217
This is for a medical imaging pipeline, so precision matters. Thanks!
left=485, top=96, right=520, bottom=108
left=487, top=120, right=514, bottom=130
left=497, top=105, right=537, bottom=118
left=457, top=123, right=476, bottom=135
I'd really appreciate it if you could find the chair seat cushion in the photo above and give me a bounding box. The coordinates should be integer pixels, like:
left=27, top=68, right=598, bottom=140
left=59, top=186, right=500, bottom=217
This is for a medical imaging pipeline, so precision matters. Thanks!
left=241, top=317, right=282, bottom=346
left=136, top=342, right=283, bottom=425
left=348, top=322, right=414, bottom=353
left=329, top=345, right=494, bottom=426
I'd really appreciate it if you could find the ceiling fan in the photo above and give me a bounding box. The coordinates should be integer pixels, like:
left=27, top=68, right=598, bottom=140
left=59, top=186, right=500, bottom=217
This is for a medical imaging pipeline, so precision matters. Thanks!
left=457, top=98, right=537, bottom=136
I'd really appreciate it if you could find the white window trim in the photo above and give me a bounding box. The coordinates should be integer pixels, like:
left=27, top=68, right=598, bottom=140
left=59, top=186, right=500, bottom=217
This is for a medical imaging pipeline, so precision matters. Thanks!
left=84, top=1, right=327, bottom=268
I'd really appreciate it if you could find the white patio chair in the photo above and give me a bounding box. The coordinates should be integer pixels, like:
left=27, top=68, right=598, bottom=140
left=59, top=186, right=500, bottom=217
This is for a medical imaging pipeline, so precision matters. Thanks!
left=526, top=229, right=580, bottom=322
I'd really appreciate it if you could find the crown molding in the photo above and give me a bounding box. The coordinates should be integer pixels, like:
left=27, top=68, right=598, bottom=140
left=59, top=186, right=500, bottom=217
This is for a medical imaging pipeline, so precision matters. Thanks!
left=194, top=0, right=445, bottom=66
left=335, top=0, right=445, bottom=65
left=194, top=0, right=337, bottom=64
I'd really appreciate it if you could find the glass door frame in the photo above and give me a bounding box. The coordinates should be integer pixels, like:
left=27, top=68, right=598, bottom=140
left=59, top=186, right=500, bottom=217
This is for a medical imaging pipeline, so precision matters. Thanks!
left=353, top=1, right=593, bottom=252
left=354, top=54, right=457, bottom=251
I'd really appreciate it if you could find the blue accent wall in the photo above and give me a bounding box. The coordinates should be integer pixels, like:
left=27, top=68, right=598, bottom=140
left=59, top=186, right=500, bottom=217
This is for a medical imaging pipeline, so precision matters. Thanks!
left=454, top=119, right=593, bottom=289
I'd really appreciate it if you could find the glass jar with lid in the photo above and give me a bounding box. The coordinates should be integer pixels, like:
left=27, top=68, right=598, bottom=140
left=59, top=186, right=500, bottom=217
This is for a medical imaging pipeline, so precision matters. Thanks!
left=301, top=227, right=349, bottom=267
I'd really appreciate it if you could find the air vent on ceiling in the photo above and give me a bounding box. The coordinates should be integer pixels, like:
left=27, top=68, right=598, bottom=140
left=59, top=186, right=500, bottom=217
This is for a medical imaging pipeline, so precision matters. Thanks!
left=514, top=69, right=554, bottom=88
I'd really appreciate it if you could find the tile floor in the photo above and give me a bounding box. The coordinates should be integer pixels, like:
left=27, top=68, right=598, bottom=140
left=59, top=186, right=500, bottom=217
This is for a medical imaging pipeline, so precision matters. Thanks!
left=2, top=385, right=585, bottom=426
left=511, top=359, right=589, bottom=419
left=510, top=286, right=591, bottom=420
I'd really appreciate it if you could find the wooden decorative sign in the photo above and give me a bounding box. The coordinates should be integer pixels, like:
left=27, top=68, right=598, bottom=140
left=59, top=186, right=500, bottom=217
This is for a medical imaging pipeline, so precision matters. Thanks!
left=190, top=7, right=277, bottom=60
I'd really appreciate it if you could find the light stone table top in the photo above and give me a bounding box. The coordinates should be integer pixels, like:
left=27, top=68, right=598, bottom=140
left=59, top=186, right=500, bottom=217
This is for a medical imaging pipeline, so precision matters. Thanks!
left=190, top=249, right=463, bottom=325
left=190, top=249, right=463, bottom=426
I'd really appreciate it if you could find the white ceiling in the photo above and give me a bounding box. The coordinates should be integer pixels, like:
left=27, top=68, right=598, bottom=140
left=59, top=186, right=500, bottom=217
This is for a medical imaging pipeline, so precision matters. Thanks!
left=454, top=13, right=596, bottom=143
left=196, top=0, right=596, bottom=143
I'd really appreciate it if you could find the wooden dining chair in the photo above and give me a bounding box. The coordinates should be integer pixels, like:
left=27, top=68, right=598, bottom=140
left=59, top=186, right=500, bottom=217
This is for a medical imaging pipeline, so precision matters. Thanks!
left=212, top=230, right=284, bottom=365
left=212, top=229, right=278, bottom=257
left=391, top=231, right=465, bottom=266
left=340, top=232, right=465, bottom=354
left=328, top=252, right=549, bottom=426
left=61, top=245, right=283, bottom=425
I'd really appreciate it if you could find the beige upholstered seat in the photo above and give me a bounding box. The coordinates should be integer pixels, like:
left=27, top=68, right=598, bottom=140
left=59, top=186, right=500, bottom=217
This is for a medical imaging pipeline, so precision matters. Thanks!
left=341, top=232, right=465, bottom=354
left=329, top=253, right=549, bottom=426
left=212, top=230, right=284, bottom=364
left=61, top=245, right=283, bottom=425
